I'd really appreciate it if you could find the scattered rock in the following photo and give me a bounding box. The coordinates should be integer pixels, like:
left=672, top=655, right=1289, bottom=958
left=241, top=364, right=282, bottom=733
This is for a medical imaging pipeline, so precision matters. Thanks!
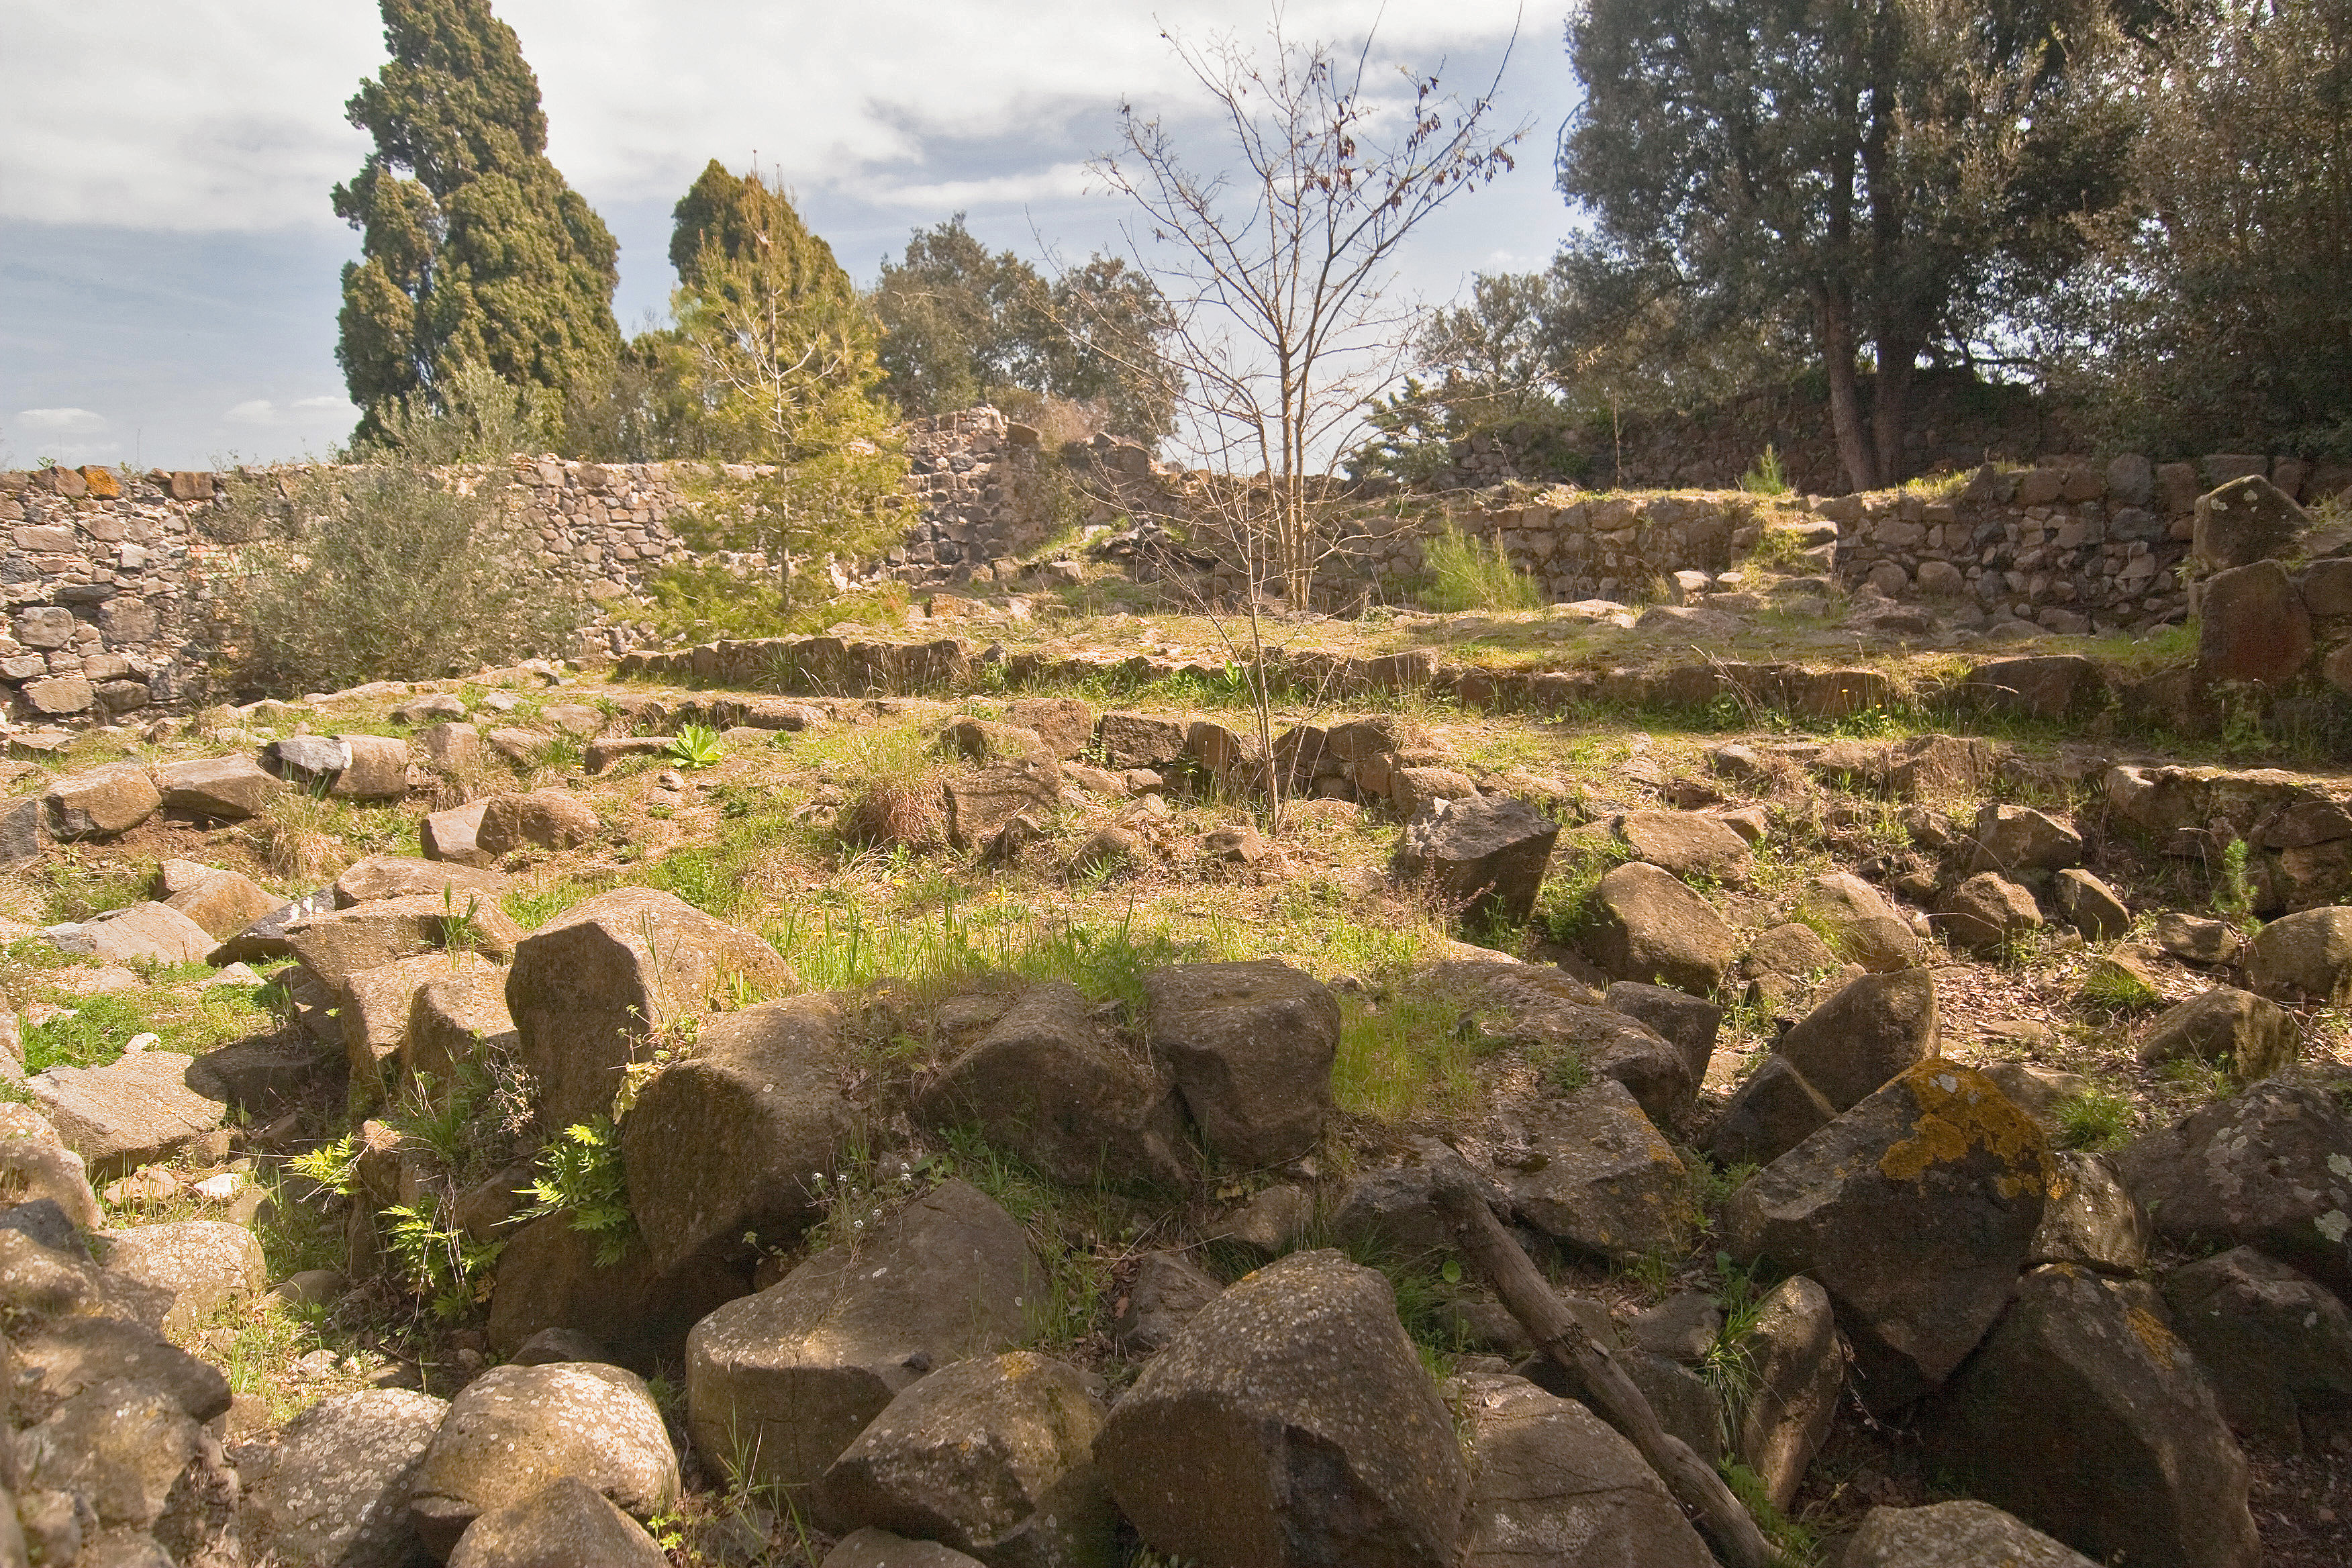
left=1220, top=1182, right=1314, bottom=1256
left=333, top=853, right=511, bottom=908
left=941, top=758, right=1061, bottom=852
left=1602, top=981, right=1719, bottom=1081
left=1097, top=1249, right=1467, bottom=1568
left=1508, top=1079, right=1689, bottom=1265
left=1627, top=1291, right=1720, bottom=1362
left=1581, top=861, right=1738, bottom=995
left=1392, top=793, right=1560, bottom=928
left=1727, top=1063, right=2054, bottom=1412
left=20, top=1377, right=199, bottom=1530
left=1931, top=1265, right=2259, bottom=1568
left=507, top=886, right=793, bottom=1132
left=1733, top=1275, right=1845, bottom=1512
left=1707, top=1055, right=1839, bottom=1170
left=43, top=766, right=162, bottom=840
left=285, top=894, right=520, bottom=987
left=1618, top=810, right=1753, bottom=887
left=2194, top=473, right=2308, bottom=571
left=444, top=1477, right=670, bottom=1568
left=621, top=995, right=855, bottom=1273
left=2162, top=1246, right=2352, bottom=1456
left=1839, top=1500, right=2100, bottom=1567
left=1796, top=872, right=1920, bottom=971
left=423, top=800, right=494, bottom=867
left=1967, top=803, right=2084, bottom=875
left=822, top=1530, right=986, bottom=1568
left=151, top=755, right=284, bottom=822
left=1451, top=1371, right=1715, bottom=1568
left=476, top=790, right=601, bottom=854
left=915, top=981, right=1187, bottom=1187
left=1937, top=873, right=2043, bottom=957
left=163, top=868, right=280, bottom=940
left=2052, top=870, right=2131, bottom=942
left=1094, top=710, right=1188, bottom=769
left=2155, top=912, right=2243, bottom=966
left=92, top=1219, right=264, bottom=1334
left=2113, top=1079, right=2352, bottom=1297
left=1775, top=969, right=1939, bottom=1111
left=818, top=1351, right=1111, bottom=1558
left=686, top=1179, right=1041, bottom=1496
left=2246, top=904, right=2352, bottom=1002
left=51, top=903, right=215, bottom=967
left=26, top=1052, right=222, bottom=1177
left=239, top=1388, right=449, bottom=1568
left=1142, top=960, right=1338, bottom=1167
left=407, top=1361, right=681, bottom=1559
left=1112, top=1252, right=1224, bottom=1354
left=2137, top=985, right=2298, bottom=1082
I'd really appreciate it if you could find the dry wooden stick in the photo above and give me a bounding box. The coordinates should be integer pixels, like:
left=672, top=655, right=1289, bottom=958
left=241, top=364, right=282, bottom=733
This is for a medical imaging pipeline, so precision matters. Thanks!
left=1431, top=1167, right=1777, bottom=1568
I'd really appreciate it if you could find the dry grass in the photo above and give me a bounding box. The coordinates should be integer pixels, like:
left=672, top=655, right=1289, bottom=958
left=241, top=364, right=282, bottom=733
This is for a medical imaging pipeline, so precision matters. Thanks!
left=838, top=778, right=946, bottom=852
left=246, top=789, right=347, bottom=883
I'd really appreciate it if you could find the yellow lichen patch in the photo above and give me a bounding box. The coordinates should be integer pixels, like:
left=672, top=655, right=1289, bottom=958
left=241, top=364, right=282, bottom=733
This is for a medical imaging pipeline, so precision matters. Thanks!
left=2128, top=1304, right=2180, bottom=1370
left=1876, top=1062, right=2056, bottom=1198
left=78, top=465, right=122, bottom=499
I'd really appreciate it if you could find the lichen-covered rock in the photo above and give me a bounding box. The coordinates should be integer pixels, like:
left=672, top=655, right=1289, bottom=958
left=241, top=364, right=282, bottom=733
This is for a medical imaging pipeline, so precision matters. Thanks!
left=818, top=1351, right=1112, bottom=1560
left=444, top=1477, right=669, bottom=1568
left=2112, top=1079, right=2352, bottom=1299
left=9, top=1315, right=229, bottom=1426
left=407, top=1361, right=680, bottom=1559
left=2194, top=473, right=2308, bottom=571
left=686, top=1180, right=1040, bottom=1498
left=1110, top=1252, right=1223, bottom=1354
left=916, top=981, right=1187, bottom=1187
left=1141, top=961, right=1337, bottom=1167
left=1452, top=1371, right=1714, bottom=1568
left=92, top=1220, right=264, bottom=1335
left=1507, top=1079, right=1689, bottom=1265
left=1931, top=1265, right=2259, bottom=1568
left=239, top=1389, right=448, bottom=1568
left=2030, top=1153, right=2150, bottom=1275
left=1727, top=1063, right=2054, bottom=1412
left=21, top=1377, right=199, bottom=1529
left=1095, top=1249, right=1467, bottom=1568
left=506, top=887, right=793, bottom=1132
left=1966, top=803, right=2084, bottom=875
left=1706, top=1055, right=1836, bottom=1170
left=1601, top=981, right=1719, bottom=1083
left=164, top=867, right=281, bottom=940
left=483, top=1214, right=743, bottom=1373
left=621, top=995, right=855, bottom=1273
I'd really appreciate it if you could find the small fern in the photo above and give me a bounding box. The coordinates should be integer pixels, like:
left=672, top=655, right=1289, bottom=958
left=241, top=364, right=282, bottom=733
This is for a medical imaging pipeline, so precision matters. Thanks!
left=522, top=1118, right=637, bottom=1266
left=383, top=1198, right=503, bottom=1320
left=288, top=1134, right=361, bottom=1196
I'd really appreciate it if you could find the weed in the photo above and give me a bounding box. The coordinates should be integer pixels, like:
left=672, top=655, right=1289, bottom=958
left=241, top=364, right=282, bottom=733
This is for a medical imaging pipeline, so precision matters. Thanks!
left=381, top=1197, right=504, bottom=1321
left=503, top=878, right=601, bottom=930
left=665, top=723, right=726, bottom=770
left=2214, top=836, right=2256, bottom=928
left=2056, top=1088, right=2135, bottom=1151
left=1333, top=991, right=1479, bottom=1123
left=248, top=787, right=345, bottom=883
left=534, top=730, right=586, bottom=772
left=1738, top=444, right=1791, bottom=497
left=1422, top=524, right=1541, bottom=614
left=1722, top=1459, right=1824, bottom=1566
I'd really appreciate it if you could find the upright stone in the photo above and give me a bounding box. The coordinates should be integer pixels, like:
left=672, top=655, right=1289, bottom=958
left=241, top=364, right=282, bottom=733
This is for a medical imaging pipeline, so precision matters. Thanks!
left=2198, top=560, right=2312, bottom=685
left=1141, top=961, right=1337, bottom=1167
left=2193, top=474, right=2308, bottom=571
left=1391, top=795, right=1560, bottom=928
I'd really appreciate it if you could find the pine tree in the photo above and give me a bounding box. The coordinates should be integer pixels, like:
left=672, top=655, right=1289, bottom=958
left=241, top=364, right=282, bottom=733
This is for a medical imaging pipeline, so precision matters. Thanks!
left=333, top=0, right=620, bottom=444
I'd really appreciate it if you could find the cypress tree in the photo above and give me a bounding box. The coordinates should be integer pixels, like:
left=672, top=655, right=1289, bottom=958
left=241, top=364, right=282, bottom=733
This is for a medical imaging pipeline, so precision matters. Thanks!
left=332, top=0, right=620, bottom=443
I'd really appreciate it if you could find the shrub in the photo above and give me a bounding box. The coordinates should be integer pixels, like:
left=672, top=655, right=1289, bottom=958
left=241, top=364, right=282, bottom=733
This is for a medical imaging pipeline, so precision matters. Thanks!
left=1738, top=443, right=1792, bottom=495
left=1421, top=523, right=1540, bottom=613
left=204, top=460, right=583, bottom=697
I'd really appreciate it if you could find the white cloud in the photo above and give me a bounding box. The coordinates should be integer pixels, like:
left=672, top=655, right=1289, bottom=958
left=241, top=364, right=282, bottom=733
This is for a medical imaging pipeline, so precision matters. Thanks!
left=15, top=407, right=107, bottom=434
left=1, top=1, right=1535, bottom=230
left=226, top=399, right=278, bottom=426
left=292, top=395, right=355, bottom=413
left=865, top=163, right=1095, bottom=211
left=224, top=395, right=356, bottom=428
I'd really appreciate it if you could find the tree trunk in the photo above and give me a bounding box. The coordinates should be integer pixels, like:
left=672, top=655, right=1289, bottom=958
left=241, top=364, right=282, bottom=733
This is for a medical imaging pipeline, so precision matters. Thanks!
left=1870, top=340, right=1916, bottom=489
left=1428, top=1169, right=1778, bottom=1568
left=1818, top=287, right=1878, bottom=493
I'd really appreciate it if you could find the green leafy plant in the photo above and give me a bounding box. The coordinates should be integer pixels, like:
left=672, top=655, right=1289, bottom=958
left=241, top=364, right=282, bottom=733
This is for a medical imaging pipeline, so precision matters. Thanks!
left=288, top=1134, right=362, bottom=1196
left=521, top=1118, right=637, bottom=1265
left=664, top=723, right=726, bottom=770
left=1738, top=444, right=1792, bottom=496
left=2215, top=836, right=2256, bottom=928
left=381, top=1198, right=504, bottom=1321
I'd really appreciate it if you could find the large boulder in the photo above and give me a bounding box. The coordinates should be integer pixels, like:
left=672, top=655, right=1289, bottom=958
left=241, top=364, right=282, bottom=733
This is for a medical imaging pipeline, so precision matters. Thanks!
left=506, top=887, right=793, bottom=1131
left=1795, top=872, right=1920, bottom=971
left=1506, top=1079, right=1689, bottom=1265
left=1936, top=873, right=2041, bottom=957
left=685, top=1180, right=1040, bottom=1498
left=2137, top=985, right=2298, bottom=1083
left=332, top=853, right=510, bottom=908
left=1967, top=803, right=2083, bottom=875
left=620, top=995, right=856, bottom=1275
left=1451, top=1371, right=1714, bottom=1568
left=444, top=1477, right=669, bottom=1568
left=27, top=1052, right=222, bottom=1177
left=340, top=950, right=501, bottom=1089
left=1618, top=810, right=1752, bottom=887
left=1095, top=1249, right=1467, bottom=1568
left=1726, top=1063, right=2055, bottom=1412
left=1602, top=981, right=1719, bottom=1083
left=9, top=1314, right=228, bottom=1426
left=152, top=754, right=285, bottom=822
left=1774, top=969, right=1938, bottom=1111
left=1581, top=861, right=1737, bottom=995
left=2194, top=473, right=2308, bottom=571
left=2051, top=869, right=2131, bottom=941
left=2246, top=904, right=2352, bottom=1003
left=1141, top=961, right=1336, bottom=1167
left=238, top=1388, right=448, bottom=1568
left=1391, top=795, right=1560, bottom=928
left=915, top=981, right=1187, bottom=1187
left=407, top=1361, right=680, bottom=1559
left=2112, top=1079, right=2352, bottom=1297
left=1931, top=1265, right=2259, bottom=1568
left=43, top=766, right=161, bottom=840
left=1840, top=1501, right=2100, bottom=1567
left=2162, top=1246, right=2352, bottom=1455
left=818, top=1351, right=1112, bottom=1561
left=1732, top=1275, right=1844, bottom=1512
left=19, top=1377, right=199, bottom=1530
left=2198, top=558, right=2313, bottom=685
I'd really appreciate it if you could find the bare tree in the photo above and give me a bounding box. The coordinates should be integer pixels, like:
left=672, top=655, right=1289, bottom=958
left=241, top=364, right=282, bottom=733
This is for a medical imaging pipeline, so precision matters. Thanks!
left=1093, top=11, right=1527, bottom=611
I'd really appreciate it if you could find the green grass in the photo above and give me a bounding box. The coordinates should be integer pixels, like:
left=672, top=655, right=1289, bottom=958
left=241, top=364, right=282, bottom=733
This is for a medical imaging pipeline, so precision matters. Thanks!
left=1422, top=524, right=1542, bottom=614
left=2056, top=1088, right=2135, bottom=1151
left=2077, top=960, right=2163, bottom=1010
left=1333, top=991, right=1479, bottom=1123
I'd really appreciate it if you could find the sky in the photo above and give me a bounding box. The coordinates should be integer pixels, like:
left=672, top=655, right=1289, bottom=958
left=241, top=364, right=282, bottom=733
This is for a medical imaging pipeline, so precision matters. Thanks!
left=0, top=1, right=1584, bottom=471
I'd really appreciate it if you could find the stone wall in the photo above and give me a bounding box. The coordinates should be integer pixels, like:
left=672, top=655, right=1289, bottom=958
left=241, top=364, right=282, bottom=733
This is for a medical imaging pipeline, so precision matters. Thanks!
left=883, top=407, right=1052, bottom=585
